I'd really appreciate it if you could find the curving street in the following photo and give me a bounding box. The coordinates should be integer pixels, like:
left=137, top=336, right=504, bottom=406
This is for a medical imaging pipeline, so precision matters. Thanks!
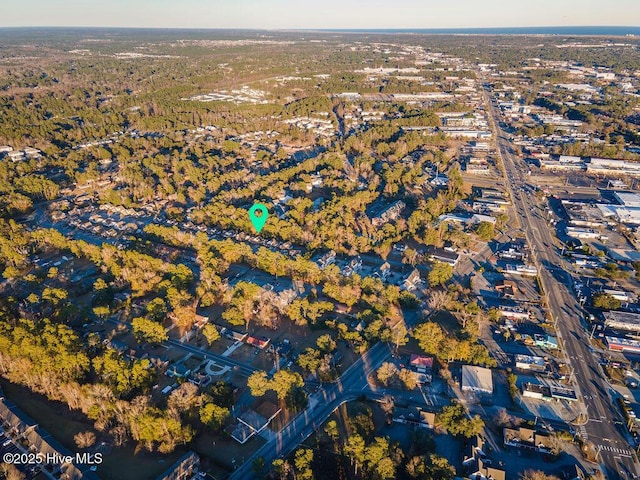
left=230, top=342, right=392, bottom=480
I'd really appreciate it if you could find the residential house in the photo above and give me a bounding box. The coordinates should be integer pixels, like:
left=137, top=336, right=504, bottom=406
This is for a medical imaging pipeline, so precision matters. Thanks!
left=503, top=426, right=550, bottom=453
left=409, top=354, right=433, bottom=383
left=166, top=363, right=192, bottom=379
left=318, top=250, right=336, bottom=269
left=463, top=436, right=506, bottom=480
left=246, top=335, right=270, bottom=350
left=426, top=245, right=460, bottom=267
left=392, top=406, right=436, bottom=429
left=370, top=200, right=406, bottom=227
left=402, top=268, right=421, bottom=291
left=231, top=401, right=281, bottom=444
left=377, top=262, right=391, bottom=281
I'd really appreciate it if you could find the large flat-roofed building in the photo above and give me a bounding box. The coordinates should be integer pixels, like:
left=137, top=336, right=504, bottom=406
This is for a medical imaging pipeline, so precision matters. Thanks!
left=603, top=311, right=640, bottom=333
left=441, top=129, right=492, bottom=139
left=606, top=336, right=640, bottom=354
left=614, top=192, right=640, bottom=208
left=597, top=203, right=640, bottom=226
left=522, top=382, right=552, bottom=401
left=561, top=200, right=606, bottom=228
left=461, top=365, right=493, bottom=395
left=565, top=226, right=600, bottom=239
left=587, top=157, right=640, bottom=177
left=498, top=305, right=529, bottom=320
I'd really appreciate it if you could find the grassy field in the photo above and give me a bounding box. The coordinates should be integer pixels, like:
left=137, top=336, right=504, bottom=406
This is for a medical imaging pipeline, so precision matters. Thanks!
left=193, top=431, right=266, bottom=476
left=0, top=379, right=184, bottom=480
left=97, top=447, right=186, bottom=480
left=0, top=379, right=91, bottom=451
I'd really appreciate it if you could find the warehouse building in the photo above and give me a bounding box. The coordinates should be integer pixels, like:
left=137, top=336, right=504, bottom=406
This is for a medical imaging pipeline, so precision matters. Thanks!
left=461, top=365, right=493, bottom=395
left=603, top=311, right=640, bottom=333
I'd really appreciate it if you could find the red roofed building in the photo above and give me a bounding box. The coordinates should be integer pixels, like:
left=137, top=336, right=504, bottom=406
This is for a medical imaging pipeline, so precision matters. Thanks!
left=409, top=355, right=433, bottom=383
left=246, top=336, right=270, bottom=350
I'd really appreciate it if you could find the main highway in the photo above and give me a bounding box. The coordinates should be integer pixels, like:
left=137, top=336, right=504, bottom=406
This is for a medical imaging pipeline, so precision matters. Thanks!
left=483, top=82, right=638, bottom=479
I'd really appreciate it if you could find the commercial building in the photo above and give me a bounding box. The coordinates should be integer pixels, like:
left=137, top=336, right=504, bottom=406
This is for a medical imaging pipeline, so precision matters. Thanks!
left=565, top=226, right=601, bottom=239
left=441, top=129, right=492, bottom=139
left=550, top=385, right=578, bottom=402
left=515, top=354, right=546, bottom=373
left=472, top=200, right=507, bottom=213
left=597, top=204, right=640, bottom=226
left=539, top=159, right=584, bottom=172
left=561, top=200, right=607, bottom=228
left=495, top=279, right=519, bottom=298
left=534, top=334, right=558, bottom=350
left=497, top=239, right=529, bottom=261
left=522, top=382, right=552, bottom=401
left=614, top=192, right=640, bottom=208
left=606, top=336, right=640, bottom=354
left=505, top=263, right=538, bottom=276
left=465, top=158, right=491, bottom=175
left=586, top=157, right=640, bottom=177
left=498, top=306, right=530, bottom=320
left=600, top=289, right=635, bottom=303
left=603, top=311, right=640, bottom=333
left=523, top=383, right=575, bottom=402
left=461, top=365, right=494, bottom=395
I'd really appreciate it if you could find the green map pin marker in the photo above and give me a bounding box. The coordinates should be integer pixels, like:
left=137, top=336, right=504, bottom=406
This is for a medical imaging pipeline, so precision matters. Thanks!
left=248, top=203, right=269, bottom=233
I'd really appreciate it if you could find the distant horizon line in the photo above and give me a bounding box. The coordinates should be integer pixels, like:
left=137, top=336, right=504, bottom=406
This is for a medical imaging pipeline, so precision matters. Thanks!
left=0, top=25, right=639, bottom=34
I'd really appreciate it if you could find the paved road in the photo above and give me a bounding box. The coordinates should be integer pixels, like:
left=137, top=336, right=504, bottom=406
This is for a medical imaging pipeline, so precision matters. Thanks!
left=230, top=342, right=392, bottom=480
left=483, top=83, right=638, bottom=479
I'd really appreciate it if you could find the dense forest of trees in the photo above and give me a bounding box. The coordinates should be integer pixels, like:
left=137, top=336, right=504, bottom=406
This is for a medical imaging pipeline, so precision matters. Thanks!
left=1, top=29, right=629, bottom=478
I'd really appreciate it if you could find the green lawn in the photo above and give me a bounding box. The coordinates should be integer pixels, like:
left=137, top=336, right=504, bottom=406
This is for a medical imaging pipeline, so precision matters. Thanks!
left=193, top=432, right=265, bottom=474
left=97, top=447, right=185, bottom=480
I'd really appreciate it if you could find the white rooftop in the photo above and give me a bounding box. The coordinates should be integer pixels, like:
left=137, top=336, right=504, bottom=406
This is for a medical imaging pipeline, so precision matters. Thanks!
left=614, top=192, right=640, bottom=208
left=461, top=365, right=493, bottom=394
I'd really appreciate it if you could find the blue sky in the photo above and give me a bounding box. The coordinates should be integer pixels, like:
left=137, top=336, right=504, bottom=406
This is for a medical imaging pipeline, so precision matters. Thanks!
left=2, top=0, right=639, bottom=29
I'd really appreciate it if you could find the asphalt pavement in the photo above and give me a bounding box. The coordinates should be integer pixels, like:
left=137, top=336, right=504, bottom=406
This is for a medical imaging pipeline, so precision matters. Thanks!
left=483, top=82, right=638, bottom=479
left=229, top=342, right=392, bottom=480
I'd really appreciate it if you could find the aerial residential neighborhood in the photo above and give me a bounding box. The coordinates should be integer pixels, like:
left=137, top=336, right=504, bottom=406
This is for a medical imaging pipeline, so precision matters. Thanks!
left=0, top=11, right=640, bottom=480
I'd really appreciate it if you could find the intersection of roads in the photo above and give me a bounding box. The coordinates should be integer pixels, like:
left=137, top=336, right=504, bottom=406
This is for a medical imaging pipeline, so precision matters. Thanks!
left=99, top=86, right=640, bottom=479
left=484, top=82, right=638, bottom=479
